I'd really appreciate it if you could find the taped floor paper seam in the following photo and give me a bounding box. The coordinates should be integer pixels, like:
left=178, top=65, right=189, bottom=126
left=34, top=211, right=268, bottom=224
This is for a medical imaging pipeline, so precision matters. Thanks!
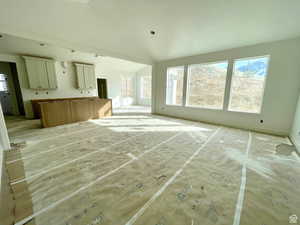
left=124, top=127, right=221, bottom=225
left=10, top=133, right=146, bottom=185
left=14, top=131, right=183, bottom=225
left=232, top=131, right=252, bottom=225
left=11, top=125, right=100, bottom=144
left=6, top=131, right=143, bottom=164
left=127, top=153, right=138, bottom=160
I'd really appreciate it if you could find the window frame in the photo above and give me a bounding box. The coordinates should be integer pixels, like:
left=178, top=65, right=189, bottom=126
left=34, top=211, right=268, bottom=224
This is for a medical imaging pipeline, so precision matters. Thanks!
left=185, top=60, right=229, bottom=110
left=227, top=55, right=270, bottom=114
left=0, top=74, right=9, bottom=92
left=165, top=66, right=185, bottom=106
left=140, top=75, right=151, bottom=99
left=121, top=76, right=134, bottom=98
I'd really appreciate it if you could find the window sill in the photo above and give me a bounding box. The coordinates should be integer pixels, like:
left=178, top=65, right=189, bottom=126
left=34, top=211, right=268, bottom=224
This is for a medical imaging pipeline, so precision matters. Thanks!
left=227, top=109, right=261, bottom=115
left=185, top=105, right=223, bottom=111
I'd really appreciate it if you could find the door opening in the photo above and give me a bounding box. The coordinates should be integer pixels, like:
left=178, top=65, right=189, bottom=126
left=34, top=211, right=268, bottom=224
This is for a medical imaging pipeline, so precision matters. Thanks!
left=0, top=73, right=12, bottom=115
left=97, top=78, right=108, bottom=99
left=0, top=62, right=25, bottom=116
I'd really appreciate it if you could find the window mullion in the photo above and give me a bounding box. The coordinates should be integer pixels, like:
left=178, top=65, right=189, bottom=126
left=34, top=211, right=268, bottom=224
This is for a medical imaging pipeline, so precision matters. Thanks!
left=182, top=65, right=188, bottom=107
left=223, top=59, right=234, bottom=111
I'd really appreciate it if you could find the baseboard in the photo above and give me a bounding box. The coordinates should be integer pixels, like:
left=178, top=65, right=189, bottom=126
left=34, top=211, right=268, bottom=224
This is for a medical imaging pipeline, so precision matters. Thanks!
left=289, top=135, right=300, bottom=155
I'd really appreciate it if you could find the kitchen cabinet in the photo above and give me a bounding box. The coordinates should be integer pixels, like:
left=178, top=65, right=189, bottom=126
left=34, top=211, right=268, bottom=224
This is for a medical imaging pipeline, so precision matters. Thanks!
left=74, top=63, right=96, bottom=89
left=23, top=56, right=57, bottom=90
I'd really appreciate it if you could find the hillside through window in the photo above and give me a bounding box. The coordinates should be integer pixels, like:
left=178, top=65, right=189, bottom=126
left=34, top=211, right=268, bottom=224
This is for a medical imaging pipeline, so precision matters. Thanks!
left=166, top=66, right=184, bottom=105
left=186, top=62, right=228, bottom=109
left=229, top=56, right=269, bottom=113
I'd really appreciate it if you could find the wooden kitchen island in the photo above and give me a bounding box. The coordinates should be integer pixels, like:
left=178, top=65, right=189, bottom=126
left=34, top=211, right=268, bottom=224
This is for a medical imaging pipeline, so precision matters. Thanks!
left=33, top=98, right=112, bottom=128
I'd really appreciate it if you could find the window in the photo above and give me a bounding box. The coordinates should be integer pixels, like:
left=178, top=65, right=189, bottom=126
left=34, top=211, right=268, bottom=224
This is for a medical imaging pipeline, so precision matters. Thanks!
left=121, top=77, right=133, bottom=97
left=166, top=66, right=184, bottom=105
left=0, top=74, right=8, bottom=92
left=141, top=76, right=151, bottom=99
left=186, top=62, right=228, bottom=109
left=229, top=56, right=269, bottom=113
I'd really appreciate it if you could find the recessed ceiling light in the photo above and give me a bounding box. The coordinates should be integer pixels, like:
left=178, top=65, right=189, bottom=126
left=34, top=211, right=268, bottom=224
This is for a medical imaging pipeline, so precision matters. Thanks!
left=0, top=34, right=3, bottom=39
left=150, top=30, right=156, bottom=35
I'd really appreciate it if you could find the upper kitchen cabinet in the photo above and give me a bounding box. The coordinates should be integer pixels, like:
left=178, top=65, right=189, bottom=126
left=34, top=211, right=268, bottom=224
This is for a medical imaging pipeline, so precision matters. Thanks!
left=74, top=63, right=96, bottom=89
left=23, top=56, right=58, bottom=90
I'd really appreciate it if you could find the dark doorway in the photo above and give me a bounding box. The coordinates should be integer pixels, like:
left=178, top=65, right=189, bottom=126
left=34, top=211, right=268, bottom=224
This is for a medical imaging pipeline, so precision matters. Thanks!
left=97, top=78, right=108, bottom=99
left=10, top=63, right=25, bottom=115
left=0, top=62, right=25, bottom=116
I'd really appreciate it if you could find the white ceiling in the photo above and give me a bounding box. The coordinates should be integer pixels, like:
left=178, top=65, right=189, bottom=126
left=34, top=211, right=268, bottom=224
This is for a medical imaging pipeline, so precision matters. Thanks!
left=0, top=34, right=147, bottom=74
left=0, top=0, right=300, bottom=63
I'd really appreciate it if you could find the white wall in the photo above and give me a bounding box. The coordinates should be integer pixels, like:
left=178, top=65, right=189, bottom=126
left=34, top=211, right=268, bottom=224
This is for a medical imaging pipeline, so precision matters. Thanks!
left=153, top=38, right=300, bottom=136
left=95, top=65, right=136, bottom=108
left=0, top=104, right=10, bottom=151
left=135, top=66, right=152, bottom=106
left=290, top=94, right=300, bottom=152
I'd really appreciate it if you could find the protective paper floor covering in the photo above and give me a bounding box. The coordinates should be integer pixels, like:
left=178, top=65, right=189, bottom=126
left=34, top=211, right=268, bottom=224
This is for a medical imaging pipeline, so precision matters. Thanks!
left=4, top=114, right=300, bottom=225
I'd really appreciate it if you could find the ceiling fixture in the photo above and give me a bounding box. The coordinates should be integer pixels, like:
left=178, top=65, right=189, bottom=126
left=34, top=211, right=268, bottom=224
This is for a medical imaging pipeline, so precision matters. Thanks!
left=150, top=30, right=156, bottom=36
left=0, top=34, right=3, bottom=39
left=71, top=49, right=76, bottom=53
left=40, top=43, right=46, bottom=47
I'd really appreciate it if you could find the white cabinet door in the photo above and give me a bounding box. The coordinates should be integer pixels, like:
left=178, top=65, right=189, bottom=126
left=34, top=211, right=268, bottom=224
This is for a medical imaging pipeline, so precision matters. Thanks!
left=75, top=64, right=86, bottom=89
left=24, top=56, right=57, bottom=90
left=45, top=61, right=58, bottom=89
left=25, top=59, right=40, bottom=89
left=84, top=65, right=96, bottom=89
left=36, top=60, right=49, bottom=89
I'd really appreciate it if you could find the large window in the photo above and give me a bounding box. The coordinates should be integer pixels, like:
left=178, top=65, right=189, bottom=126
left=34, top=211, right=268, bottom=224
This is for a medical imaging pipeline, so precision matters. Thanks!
left=186, top=62, right=228, bottom=109
left=229, top=56, right=269, bottom=113
left=166, top=66, right=184, bottom=105
left=121, top=77, right=134, bottom=97
left=141, top=76, right=151, bottom=99
left=0, top=74, right=8, bottom=92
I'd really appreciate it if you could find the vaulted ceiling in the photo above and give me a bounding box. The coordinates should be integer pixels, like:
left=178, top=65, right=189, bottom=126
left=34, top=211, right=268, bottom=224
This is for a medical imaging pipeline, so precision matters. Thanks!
left=0, top=0, right=300, bottom=64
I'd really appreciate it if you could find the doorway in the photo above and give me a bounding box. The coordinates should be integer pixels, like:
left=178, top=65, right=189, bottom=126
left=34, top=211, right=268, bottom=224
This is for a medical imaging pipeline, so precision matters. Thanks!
left=0, top=74, right=12, bottom=114
left=0, top=62, right=25, bottom=116
left=97, top=78, right=108, bottom=99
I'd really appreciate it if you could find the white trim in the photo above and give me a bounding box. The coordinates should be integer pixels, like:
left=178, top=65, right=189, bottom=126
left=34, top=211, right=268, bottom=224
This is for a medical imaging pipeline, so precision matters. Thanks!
left=124, top=127, right=221, bottom=225
left=232, top=132, right=252, bottom=225
left=0, top=104, right=10, bottom=151
left=228, top=55, right=270, bottom=114
left=165, top=66, right=185, bottom=106
left=185, top=61, right=229, bottom=110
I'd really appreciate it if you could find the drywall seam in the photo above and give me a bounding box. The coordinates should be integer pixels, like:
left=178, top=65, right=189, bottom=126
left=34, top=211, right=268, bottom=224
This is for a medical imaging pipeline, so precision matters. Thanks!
left=232, top=132, right=252, bottom=225
left=10, top=132, right=146, bottom=185
left=124, top=127, right=221, bottom=225
left=13, top=132, right=182, bottom=225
